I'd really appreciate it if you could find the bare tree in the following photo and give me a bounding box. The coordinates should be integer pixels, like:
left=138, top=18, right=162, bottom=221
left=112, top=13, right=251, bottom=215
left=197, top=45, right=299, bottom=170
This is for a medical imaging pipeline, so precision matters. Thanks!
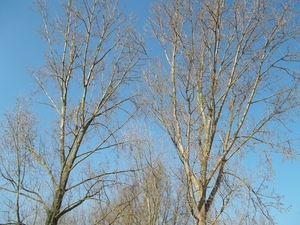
left=0, top=98, right=41, bottom=225
left=145, top=0, right=300, bottom=224
left=125, top=147, right=177, bottom=225
left=0, top=0, right=144, bottom=224
left=88, top=126, right=191, bottom=225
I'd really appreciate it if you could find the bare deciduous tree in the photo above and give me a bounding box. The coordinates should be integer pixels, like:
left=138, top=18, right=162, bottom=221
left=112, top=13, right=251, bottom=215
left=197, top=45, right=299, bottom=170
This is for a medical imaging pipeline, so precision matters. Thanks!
left=0, top=99, right=41, bottom=225
left=0, top=0, right=144, bottom=224
left=87, top=126, right=191, bottom=225
left=145, top=0, right=300, bottom=224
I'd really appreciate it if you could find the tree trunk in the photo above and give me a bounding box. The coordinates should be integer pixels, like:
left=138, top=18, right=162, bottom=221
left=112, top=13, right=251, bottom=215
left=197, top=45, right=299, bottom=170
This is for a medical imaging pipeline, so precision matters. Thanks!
left=196, top=189, right=207, bottom=225
left=197, top=209, right=207, bottom=225
left=45, top=188, right=65, bottom=225
left=45, top=214, right=59, bottom=225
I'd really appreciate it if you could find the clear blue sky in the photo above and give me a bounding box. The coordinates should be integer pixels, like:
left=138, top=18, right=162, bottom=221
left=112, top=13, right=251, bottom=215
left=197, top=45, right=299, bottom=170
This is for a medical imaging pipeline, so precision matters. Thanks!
left=0, top=1, right=299, bottom=224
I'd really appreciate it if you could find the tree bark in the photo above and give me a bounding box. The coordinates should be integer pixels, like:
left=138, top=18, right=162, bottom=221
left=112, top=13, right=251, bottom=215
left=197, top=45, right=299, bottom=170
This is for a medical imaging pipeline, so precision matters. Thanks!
left=45, top=188, right=65, bottom=225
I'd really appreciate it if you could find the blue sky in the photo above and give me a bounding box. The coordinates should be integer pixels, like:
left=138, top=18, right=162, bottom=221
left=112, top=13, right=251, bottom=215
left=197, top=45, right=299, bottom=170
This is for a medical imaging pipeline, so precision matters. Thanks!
left=0, top=1, right=43, bottom=110
left=0, top=1, right=299, bottom=224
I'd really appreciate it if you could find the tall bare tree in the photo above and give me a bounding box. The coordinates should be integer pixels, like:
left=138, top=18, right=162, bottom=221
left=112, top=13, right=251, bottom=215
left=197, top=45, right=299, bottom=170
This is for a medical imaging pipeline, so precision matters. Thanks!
left=0, top=98, right=42, bottom=225
left=145, top=0, right=300, bottom=224
left=0, top=0, right=144, bottom=224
